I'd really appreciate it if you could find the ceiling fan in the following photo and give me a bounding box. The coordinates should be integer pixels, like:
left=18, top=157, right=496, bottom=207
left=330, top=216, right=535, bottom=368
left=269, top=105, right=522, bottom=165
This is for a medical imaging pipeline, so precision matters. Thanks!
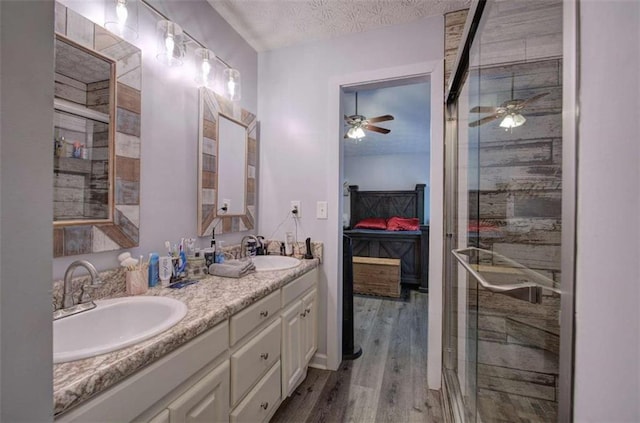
left=469, top=74, right=549, bottom=130
left=344, top=92, right=394, bottom=139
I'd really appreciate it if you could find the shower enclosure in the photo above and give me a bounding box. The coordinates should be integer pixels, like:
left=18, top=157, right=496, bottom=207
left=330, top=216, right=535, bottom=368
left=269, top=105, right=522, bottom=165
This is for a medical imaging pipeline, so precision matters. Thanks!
left=443, top=1, right=574, bottom=421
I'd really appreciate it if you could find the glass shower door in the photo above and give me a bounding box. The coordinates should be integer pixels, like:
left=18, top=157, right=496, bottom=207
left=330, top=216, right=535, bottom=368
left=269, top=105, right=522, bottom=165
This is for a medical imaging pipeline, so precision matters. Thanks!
left=444, top=1, right=565, bottom=422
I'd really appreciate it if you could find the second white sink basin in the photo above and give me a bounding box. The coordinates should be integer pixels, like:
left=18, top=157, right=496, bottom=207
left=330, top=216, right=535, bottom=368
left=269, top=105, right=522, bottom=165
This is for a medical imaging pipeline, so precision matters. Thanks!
left=54, top=296, right=187, bottom=364
left=251, top=255, right=300, bottom=271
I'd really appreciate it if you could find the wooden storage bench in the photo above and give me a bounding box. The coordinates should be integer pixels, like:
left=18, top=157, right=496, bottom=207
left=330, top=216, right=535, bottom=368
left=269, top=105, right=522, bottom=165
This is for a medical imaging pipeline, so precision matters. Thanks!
left=352, top=256, right=401, bottom=298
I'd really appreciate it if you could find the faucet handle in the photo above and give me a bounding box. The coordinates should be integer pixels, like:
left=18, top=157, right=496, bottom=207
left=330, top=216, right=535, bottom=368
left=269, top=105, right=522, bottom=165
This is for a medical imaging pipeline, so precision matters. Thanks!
left=79, top=283, right=96, bottom=304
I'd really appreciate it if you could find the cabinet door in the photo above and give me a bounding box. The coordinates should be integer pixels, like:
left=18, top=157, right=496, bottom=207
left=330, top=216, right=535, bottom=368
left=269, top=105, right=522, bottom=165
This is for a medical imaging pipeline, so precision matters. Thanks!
left=281, top=300, right=303, bottom=397
left=167, top=361, right=230, bottom=423
left=301, top=289, right=318, bottom=365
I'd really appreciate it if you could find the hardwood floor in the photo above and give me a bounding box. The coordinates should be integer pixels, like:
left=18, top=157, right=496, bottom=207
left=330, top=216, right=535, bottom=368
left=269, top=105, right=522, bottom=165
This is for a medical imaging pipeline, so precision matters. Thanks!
left=271, top=290, right=444, bottom=423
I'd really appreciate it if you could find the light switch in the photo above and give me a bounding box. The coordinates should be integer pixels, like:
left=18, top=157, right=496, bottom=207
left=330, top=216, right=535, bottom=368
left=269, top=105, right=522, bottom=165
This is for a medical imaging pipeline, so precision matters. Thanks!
left=316, top=201, right=328, bottom=219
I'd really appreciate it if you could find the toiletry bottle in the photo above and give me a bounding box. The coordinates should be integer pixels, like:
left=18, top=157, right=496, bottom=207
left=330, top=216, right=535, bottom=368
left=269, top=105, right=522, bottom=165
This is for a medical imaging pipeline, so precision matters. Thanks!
left=215, top=241, right=225, bottom=263
left=148, top=253, right=159, bottom=287
left=285, top=232, right=294, bottom=255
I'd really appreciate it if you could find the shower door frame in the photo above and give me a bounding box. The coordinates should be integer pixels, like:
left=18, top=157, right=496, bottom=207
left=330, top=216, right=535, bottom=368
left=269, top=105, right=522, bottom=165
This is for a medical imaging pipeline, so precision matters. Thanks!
left=441, top=0, right=579, bottom=421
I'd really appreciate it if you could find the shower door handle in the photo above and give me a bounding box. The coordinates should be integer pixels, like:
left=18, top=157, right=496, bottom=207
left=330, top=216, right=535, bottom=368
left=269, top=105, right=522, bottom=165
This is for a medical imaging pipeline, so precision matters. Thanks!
left=451, top=248, right=543, bottom=304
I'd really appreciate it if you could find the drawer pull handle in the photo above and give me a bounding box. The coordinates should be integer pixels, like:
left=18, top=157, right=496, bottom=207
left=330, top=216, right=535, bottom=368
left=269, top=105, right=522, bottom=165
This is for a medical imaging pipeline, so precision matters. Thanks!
left=260, top=310, right=269, bottom=317
left=260, top=352, right=269, bottom=360
left=261, top=401, right=269, bottom=410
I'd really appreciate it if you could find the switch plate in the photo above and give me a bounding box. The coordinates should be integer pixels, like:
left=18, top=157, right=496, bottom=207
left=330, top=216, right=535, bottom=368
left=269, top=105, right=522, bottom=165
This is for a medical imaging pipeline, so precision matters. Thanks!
left=317, top=201, right=328, bottom=219
left=291, top=201, right=301, bottom=218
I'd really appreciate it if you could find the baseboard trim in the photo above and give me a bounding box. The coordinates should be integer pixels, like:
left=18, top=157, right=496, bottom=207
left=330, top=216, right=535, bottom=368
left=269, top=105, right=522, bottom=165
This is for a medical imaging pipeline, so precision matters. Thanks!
left=308, top=353, right=328, bottom=370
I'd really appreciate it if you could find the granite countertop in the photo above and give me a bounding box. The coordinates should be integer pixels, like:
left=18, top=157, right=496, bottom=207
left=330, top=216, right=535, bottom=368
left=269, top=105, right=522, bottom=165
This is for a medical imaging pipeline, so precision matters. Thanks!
left=53, top=258, right=320, bottom=417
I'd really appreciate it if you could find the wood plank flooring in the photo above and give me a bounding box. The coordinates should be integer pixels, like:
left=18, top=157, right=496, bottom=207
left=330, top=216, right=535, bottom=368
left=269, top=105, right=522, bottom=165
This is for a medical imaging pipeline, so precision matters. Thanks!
left=271, top=290, right=444, bottom=423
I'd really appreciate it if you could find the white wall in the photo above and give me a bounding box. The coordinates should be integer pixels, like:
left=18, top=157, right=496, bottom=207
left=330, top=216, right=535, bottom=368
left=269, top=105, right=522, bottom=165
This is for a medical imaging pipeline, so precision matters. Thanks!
left=0, top=1, right=54, bottom=420
left=258, top=16, right=444, bottom=374
left=574, top=0, right=640, bottom=421
left=52, top=0, right=258, bottom=279
left=344, top=153, right=430, bottom=222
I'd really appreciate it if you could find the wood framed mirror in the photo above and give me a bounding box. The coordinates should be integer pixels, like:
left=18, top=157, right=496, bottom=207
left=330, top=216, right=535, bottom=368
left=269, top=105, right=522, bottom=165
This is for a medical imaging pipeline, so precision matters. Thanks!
left=53, top=2, right=141, bottom=257
left=197, top=87, right=258, bottom=236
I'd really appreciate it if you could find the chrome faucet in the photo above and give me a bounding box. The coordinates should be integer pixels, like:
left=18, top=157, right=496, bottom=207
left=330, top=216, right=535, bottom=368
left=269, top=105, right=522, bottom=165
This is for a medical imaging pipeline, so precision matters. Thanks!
left=56, top=260, right=103, bottom=319
left=240, top=235, right=259, bottom=258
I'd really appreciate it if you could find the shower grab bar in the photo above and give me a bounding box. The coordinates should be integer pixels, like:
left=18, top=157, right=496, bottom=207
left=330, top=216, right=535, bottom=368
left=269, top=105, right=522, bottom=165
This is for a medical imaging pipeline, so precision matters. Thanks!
left=452, top=247, right=560, bottom=304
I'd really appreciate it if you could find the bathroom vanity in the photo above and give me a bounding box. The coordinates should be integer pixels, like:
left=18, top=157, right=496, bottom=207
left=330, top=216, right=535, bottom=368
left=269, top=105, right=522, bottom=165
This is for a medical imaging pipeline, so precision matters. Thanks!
left=54, top=261, right=319, bottom=422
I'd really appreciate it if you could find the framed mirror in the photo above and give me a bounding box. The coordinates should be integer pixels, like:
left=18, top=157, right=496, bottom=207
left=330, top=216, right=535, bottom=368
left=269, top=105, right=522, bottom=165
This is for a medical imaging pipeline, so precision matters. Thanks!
left=197, top=87, right=258, bottom=236
left=53, top=2, right=142, bottom=257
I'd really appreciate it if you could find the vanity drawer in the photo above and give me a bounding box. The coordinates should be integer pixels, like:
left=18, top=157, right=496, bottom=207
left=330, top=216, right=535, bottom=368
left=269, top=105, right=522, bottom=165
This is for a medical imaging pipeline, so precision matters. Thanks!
left=230, top=290, right=280, bottom=345
left=282, top=268, right=317, bottom=305
left=230, top=318, right=281, bottom=405
left=230, top=361, right=281, bottom=423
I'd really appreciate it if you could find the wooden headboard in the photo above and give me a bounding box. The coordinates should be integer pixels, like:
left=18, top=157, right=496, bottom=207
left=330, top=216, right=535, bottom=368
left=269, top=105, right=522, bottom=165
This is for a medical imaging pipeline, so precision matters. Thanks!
left=348, top=184, right=426, bottom=228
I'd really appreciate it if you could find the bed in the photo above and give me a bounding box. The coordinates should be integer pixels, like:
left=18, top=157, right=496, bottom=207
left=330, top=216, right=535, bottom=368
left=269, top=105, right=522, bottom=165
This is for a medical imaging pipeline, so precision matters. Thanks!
left=344, top=184, right=429, bottom=292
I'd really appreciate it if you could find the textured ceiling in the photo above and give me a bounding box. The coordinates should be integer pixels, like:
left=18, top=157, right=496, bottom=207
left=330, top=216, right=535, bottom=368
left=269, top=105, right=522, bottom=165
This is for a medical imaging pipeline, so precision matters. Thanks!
left=206, top=0, right=471, bottom=52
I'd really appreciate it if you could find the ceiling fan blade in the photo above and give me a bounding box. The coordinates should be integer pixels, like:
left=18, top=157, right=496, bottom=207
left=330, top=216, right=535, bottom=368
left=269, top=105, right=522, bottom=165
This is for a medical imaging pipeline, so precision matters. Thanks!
left=520, top=92, right=549, bottom=107
left=367, top=114, right=394, bottom=123
left=470, top=106, right=498, bottom=113
left=364, top=124, right=391, bottom=134
left=469, top=114, right=500, bottom=127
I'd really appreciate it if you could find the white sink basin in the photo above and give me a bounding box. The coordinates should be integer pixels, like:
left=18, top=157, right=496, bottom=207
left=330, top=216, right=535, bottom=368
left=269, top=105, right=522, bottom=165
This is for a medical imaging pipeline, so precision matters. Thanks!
left=251, top=256, right=300, bottom=271
left=54, top=296, right=187, bottom=363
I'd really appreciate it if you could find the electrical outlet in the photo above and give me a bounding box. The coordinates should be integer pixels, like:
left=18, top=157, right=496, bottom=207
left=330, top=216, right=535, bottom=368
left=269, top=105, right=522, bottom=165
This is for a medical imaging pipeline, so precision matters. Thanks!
left=291, top=200, right=301, bottom=218
left=317, top=201, right=328, bottom=219
left=222, top=199, right=230, bottom=212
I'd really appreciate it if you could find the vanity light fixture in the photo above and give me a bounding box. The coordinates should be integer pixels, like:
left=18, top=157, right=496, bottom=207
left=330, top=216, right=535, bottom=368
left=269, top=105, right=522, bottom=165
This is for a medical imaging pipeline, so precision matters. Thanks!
left=224, top=68, right=241, bottom=101
left=195, top=48, right=215, bottom=87
left=104, top=0, right=139, bottom=40
left=156, top=20, right=184, bottom=67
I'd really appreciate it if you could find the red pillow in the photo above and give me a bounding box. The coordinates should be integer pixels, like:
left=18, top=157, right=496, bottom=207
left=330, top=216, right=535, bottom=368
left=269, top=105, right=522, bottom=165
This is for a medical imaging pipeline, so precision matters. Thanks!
left=353, top=217, right=387, bottom=230
left=387, top=216, right=420, bottom=231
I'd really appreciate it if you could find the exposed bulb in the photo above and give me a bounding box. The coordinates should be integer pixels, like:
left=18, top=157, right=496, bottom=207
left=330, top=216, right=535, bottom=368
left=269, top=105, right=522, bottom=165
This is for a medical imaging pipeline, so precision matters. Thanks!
left=202, top=59, right=211, bottom=79
left=227, top=79, right=236, bottom=98
left=165, top=33, right=174, bottom=55
left=116, top=0, right=128, bottom=28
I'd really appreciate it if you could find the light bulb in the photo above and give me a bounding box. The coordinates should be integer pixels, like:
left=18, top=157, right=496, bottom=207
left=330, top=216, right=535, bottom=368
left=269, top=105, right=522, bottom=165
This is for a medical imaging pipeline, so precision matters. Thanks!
left=202, top=59, right=211, bottom=78
left=354, top=127, right=366, bottom=139
left=227, top=79, right=236, bottom=98
left=165, top=34, right=174, bottom=55
left=116, top=0, right=128, bottom=27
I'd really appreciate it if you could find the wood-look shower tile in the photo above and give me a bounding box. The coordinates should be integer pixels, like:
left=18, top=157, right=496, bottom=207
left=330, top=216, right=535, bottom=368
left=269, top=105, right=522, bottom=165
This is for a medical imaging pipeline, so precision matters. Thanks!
left=203, top=119, right=217, bottom=140
left=117, top=83, right=141, bottom=114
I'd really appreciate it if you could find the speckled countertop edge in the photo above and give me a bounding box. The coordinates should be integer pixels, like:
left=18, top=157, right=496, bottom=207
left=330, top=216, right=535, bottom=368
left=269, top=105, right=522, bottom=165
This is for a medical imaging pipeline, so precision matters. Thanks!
left=53, top=258, right=320, bottom=416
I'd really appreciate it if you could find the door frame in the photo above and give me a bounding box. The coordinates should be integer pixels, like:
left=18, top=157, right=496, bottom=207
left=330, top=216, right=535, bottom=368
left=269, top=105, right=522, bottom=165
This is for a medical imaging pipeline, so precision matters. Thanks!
left=327, top=60, right=445, bottom=387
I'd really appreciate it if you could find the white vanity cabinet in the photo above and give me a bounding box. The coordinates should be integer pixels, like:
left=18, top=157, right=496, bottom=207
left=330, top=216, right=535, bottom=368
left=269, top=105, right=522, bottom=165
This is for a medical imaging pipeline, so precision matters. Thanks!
left=55, top=267, right=319, bottom=423
left=149, top=361, right=230, bottom=423
left=281, top=269, right=318, bottom=397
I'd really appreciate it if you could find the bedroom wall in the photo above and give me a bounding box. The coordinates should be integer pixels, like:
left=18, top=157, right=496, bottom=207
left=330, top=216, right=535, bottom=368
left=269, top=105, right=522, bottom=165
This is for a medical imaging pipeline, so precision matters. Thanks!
left=344, top=153, right=431, bottom=223
left=258, top=15, right=444, bottom=371
left=52, top=0, right=258, bottom=279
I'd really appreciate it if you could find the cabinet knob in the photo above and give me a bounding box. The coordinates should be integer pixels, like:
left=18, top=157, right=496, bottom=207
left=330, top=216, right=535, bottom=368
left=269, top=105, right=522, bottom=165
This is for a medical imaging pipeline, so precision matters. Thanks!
left=260, top=352, right=269, bottom=360
left=305, top=307, right=311, bottom=314
left=260, top=310, right=269, bottom=317
left=300, top=311, right=307, bottom=318
left=261, top=401, right=269, bottom=410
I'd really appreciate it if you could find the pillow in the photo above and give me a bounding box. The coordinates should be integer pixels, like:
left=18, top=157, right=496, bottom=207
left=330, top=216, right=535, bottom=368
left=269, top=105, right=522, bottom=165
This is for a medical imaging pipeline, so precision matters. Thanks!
left=386, top=216, right=420, bottom=231
left=353, top=217, right=387, bottom=230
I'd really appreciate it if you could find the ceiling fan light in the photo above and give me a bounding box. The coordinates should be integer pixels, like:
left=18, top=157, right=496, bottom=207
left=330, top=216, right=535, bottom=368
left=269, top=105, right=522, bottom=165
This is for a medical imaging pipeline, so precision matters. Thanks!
left=499, top=112, right=526, bottom=130
left=513, top=113, right=526, bottom=127
left=347, top=126, right=365, bottom=140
